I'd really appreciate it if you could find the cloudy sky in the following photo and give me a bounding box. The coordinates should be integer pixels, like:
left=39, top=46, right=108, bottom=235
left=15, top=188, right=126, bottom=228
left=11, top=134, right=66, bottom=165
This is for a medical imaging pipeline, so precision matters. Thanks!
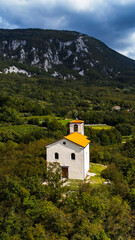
left=1, top=0, right=135, bottom=59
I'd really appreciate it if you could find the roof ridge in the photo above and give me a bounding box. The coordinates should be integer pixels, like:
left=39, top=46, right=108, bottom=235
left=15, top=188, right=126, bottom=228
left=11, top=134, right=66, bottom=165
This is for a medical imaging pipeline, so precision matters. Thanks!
left=65, top=132, right=90, bottom=147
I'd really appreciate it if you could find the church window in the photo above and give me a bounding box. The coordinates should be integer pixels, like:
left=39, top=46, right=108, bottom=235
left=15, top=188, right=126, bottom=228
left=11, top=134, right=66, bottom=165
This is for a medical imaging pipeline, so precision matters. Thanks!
left=71, top=153, right=75, bottom=160
left=74, top=124, right=78, bottom=132
left=55, top=152, right=59, bottom=159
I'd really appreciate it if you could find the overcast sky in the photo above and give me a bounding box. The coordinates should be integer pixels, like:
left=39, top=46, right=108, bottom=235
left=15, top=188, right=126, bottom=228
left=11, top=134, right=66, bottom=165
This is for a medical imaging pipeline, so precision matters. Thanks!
left=1, top=0, right=135, bottom=59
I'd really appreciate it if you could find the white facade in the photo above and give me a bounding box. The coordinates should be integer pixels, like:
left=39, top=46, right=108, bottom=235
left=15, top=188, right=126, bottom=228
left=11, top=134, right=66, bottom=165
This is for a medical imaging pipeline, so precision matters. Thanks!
left=46, top=138, right=89, bottom=179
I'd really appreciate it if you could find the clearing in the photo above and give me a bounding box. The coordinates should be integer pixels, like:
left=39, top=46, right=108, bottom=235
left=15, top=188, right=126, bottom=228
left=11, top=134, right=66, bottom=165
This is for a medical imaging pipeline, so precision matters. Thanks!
left=67, top=163, right=107, bottom=190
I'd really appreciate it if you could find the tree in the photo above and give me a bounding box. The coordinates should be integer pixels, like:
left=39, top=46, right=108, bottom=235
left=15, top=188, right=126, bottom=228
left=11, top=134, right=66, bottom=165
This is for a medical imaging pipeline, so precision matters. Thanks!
left=115, top=123, right=133, bottom=136
left=104, top=196, right=131, bottom=240
left=121, top=138, right=135, bottom=158
left=25, top=224, right=47, bottom=240
left=45, top=162, right=68, bottom=203
left=101, top=163, right=129, bottom=198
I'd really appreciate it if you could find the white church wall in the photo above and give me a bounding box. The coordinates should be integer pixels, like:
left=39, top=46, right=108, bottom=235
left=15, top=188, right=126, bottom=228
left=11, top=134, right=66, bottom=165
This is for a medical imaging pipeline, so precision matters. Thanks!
left=46, top=138, right=84, bottom=179
left=83, top=144, right=90, bottom=178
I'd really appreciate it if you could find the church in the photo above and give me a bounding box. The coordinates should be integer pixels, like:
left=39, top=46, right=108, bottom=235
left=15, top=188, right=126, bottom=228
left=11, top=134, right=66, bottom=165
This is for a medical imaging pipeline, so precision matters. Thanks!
left=46, top=120, right=90, bottom=179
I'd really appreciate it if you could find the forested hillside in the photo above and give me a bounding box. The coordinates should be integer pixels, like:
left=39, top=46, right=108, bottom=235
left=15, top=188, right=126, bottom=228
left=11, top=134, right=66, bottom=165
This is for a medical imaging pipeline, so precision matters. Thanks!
left=0, top=29, right=135, bottom=239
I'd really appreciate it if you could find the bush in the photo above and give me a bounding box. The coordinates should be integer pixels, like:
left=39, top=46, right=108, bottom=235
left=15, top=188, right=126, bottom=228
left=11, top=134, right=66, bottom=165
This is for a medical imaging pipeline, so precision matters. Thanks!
left=115, top=123, right=133, bottom=136
left=28, top=117, right=40, bottom=125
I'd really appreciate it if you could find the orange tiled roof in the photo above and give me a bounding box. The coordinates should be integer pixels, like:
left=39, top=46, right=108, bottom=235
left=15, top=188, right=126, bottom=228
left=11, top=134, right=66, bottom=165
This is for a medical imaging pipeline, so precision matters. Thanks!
left=70, top=120, right=84, bottom=123
left=65, top=132, right=90, bottom=147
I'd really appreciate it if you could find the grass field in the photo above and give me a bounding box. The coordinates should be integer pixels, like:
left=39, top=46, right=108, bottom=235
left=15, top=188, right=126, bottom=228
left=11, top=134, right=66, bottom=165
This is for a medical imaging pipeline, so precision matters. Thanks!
left=0, top=124, right=41, bottom=134
left=58, top=118, right=72, bottom=125
left=22, top=115, right=72, bottom=125
left=22, top=115, right=55, bottom=122
left=88, top=163, right=107, bottom=184
left=67, top=163, right=107, bottom=190
left=85, top=125, right=113, bottom=130
left=0, top=117, right=72, bottom=137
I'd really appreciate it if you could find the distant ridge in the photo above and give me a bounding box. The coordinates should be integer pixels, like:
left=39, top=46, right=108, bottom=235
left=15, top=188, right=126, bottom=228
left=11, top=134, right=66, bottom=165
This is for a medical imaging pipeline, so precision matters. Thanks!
left=0, top=28, right=135, bottom=81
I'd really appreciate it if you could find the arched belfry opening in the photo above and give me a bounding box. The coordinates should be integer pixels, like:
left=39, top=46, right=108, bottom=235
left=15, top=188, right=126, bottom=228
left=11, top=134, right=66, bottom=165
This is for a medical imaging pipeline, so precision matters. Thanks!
left=69, top=120, right=84, bottom=135
left=74, top=124, right=78, bottom=132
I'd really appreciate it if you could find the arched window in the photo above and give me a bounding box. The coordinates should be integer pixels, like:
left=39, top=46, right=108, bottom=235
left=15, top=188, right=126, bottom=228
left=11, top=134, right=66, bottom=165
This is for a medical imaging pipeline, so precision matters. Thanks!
left=74, top=124, right=78, bottom=132
left=55, top=152, right=59, bottom=159
left=71, top=153, right=75, bottom=160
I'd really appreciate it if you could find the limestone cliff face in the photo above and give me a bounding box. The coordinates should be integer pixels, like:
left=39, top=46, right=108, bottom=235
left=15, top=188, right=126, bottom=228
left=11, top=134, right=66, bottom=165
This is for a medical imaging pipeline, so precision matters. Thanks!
left=0, top=35, right=90, bottom=71
left=0, top=29, right=135, bottom=79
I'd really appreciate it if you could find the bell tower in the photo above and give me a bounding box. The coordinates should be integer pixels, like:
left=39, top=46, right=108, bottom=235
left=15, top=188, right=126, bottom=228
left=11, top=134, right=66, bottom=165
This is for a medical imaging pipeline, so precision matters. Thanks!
left=69, top=120, right=84, bottom=135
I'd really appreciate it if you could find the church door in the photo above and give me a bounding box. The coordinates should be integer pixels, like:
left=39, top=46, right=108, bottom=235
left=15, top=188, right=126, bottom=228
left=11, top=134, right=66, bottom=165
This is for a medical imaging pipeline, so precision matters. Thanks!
left=62, top=167, right=68, bottom=178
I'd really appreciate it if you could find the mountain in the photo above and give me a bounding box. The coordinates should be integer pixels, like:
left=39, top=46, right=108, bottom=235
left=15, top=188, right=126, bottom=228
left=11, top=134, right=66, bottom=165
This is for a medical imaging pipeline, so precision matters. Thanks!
left=0, top=28, right=135, bottom=81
